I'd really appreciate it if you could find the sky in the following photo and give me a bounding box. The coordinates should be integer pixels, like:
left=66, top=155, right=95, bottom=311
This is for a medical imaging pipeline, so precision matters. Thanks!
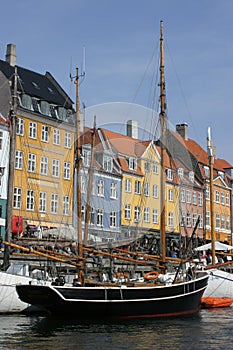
left=1, top=0, right=233, bottom=164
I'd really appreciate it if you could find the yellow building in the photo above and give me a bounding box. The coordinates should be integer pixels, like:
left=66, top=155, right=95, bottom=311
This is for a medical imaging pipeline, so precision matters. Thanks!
left=13, top=114, right=75, bottom=230
left=100, top=127, right=161, bottom=236
left=0, top=45, right=75, bottom=233
left=205, top=175, right=231, bottom=242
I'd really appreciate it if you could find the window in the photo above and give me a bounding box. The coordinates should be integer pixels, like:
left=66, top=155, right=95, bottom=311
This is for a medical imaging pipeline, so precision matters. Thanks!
left=168, top=189, right=174, bottom=202
left=110, top=211, right=116, bottom=227
left=198, top=214, right=203, bottom=228
left=15, top=150, right=23, bottom=169
left=143, top=208, right=150, bottom=222
left=226, top=216, right=230, bottom=230
left=97, top=209, right=103, bottom=226
left=90, top=207, right=95, bottom=225
left=216, top=213, right=220, bottom=228
left=168, top=212, right=174, bottom=227
left=40, top=156, right=48, bottom=175
left=51, top=194, right=58, bottom=213
left=26, top=190, right=34, bottom=211
left=206, top=211, right=210, bottom=226
left=178, top=168, right=183, bottom=179
left=64, top=162, right=71, bottom=180
left=144, top=182, right=149, bottom=196
left=29, top=122, right=37, bottom=139
left=83, top=149, right=91, bottom=167
left=192, top=213, right=197, bottom=227
left=186, top=213, right=191, bottom=227
left=205, top=187, right=210, bottom=200
left=215, top=190, right=220, bottom=203
left=64, top=132, right=71, bottom=148
left=198, top=193, right=203, bottom=206
left=221, top=192, right=225, bottom=205
left=129, top=157, right=137, bottom=171
left=40, top=101, right=51, bottom=116
left=124, top=204, right=131, bottom=220
left=193, top=192, right=197, bottom=205
left=181, top=189, right=185, bottom=202
left=16, top=118, right=24, bottom=136
left=97, top=180, right=104, bottom=196
left=144, top=162, right=150, bottom=173
left=53, top=129, right=60, bottom=145
left=204, top=166, right=210, bottom=178
left=21, top=94, right=32, bottom=109
left=221, top=215, right=225, bottom=229
left=153, top=184, right=158, bottom=198
left=153, top=164, right=158, bottom=174
left=13, top=187, right=22, bottom=209
left=189, top=171, right=194, bottom=182
left=167, top=169, right=173, bottom=180
left=226, top=193, right=230, bottom=205
left=134, top=206, right=140, bottom=222
left=28, top=153, right=36, bottom=173
left=125, top=178, right=131, bottom=192
left=135, top=181, right=141, bottom=194
left=180, top=212, right=185, bottom=226
left=63, top=196, right=70, bottom=216
left=152, top=209, right=158, bottom=224
left=110, top=182, right=117, bottom=199
left=39, top=192, right=46, bottom=212
left=41, top=125, right=49, bottom=142
left=103, top=155, right=112, bottom=172
left=186, top=190, right=191, bottom=203
left=52, top=159, right=60, bottom=177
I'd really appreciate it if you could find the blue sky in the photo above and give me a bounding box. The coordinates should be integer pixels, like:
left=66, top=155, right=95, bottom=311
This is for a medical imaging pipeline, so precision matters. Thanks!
left=1, top=0, right=233, bottom=164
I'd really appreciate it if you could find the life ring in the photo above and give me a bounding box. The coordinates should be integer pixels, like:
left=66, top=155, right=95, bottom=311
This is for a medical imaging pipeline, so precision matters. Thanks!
left=144, top=271, right=159, bottom=281
left=114, top=272, right=129, bottom=279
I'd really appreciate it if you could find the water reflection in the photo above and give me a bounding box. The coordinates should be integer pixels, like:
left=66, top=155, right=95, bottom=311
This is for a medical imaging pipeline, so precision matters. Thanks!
left=0, top=308, right=232, bottom=350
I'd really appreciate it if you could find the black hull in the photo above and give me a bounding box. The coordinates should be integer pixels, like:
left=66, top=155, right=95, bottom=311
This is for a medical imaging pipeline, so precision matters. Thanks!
left=16, top=274, right=208, bottom=319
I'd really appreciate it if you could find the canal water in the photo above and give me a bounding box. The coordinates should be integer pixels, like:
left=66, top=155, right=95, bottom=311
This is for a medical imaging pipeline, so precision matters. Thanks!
left=0, top=307, right=232, bottom=350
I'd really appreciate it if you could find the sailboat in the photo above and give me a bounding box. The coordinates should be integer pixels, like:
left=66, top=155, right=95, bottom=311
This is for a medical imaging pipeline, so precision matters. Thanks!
left=16, top=21, right=208, bottom=319
left=195, top=128, right=233, bottom=301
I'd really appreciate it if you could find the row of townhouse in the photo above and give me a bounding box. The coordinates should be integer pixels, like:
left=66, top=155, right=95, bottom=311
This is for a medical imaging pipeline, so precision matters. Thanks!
left=0, top=43, right=232, bottom=246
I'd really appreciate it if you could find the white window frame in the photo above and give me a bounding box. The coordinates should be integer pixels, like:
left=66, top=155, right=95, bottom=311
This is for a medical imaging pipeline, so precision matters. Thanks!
left=29, top=122, right=37, bottom=139
left=13, top=187, right=22, bottom=209
left=51, top=194, right=58, bottom=214
left=39, top=192, right=47, bottom=212
left=26, top=190, right=34, bottom=211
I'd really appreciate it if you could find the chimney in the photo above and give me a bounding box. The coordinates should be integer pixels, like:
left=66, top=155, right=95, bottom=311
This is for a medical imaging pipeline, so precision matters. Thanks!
left=5, top=44, right=16, bottom=66
left=126, top=120, right=138, bottom=139
left=176, top=123, right=188, bottom=140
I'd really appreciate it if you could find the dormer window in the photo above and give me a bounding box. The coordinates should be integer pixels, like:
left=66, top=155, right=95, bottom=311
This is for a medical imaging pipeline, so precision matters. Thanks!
left=82, top=147, right=91, bottom=167
left=204, top=166, right=210, bottom=178
left=167, top=169, right=173, bottom=180
left=58, top=107, right=67, bottom=121
left=103, top=155, right=112, bottom=172
left=40, top=101, right=51, bottom=116
left=189, top=171, right=194, bottom=182
left=178, top=168, right=184, bottom=179
left=21, top=94, right=32, bottom=110
left=218, top=171, right=224, bottom=179
left=129, top=157, right=137, bottom=171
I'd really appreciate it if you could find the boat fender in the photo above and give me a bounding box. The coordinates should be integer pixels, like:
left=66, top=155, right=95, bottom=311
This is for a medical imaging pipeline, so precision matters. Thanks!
left=144, top=271, right=159, bottom=281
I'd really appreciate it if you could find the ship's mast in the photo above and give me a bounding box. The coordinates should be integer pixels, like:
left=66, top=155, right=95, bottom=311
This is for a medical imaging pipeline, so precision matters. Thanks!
left=159, top=20, right=167, bottom=265
left=2, top=66, right=18, bottom=270
left=207, top=127, right=215, bottom=263
left=75, top=67, right=83, bottom=282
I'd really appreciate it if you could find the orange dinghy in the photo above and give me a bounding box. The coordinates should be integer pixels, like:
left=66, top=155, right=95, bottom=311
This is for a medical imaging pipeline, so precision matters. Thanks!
left=201, top=297, right=233, bottom=308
